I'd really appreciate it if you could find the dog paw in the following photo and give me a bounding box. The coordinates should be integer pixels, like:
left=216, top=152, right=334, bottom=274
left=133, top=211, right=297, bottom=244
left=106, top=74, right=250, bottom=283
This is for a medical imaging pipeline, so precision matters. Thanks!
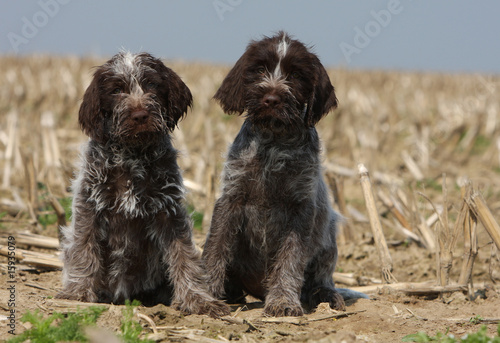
left=202, top=300, right=231, bottom=318
left=56, top=288, right=98, bottom=303
left=328, top=291, right=346, bottom=311
left=264, top=301, right=304, bottom=317
left=311, top=287, right=346, bottom=311
left=173, top=296, right=231, bottom=318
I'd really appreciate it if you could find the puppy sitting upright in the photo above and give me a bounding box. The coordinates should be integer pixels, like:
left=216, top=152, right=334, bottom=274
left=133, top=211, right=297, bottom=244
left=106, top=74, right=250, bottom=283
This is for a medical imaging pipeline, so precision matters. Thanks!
left=58, top=52, right=229, bottom=317
left=203, top=32, right=346, bottom=316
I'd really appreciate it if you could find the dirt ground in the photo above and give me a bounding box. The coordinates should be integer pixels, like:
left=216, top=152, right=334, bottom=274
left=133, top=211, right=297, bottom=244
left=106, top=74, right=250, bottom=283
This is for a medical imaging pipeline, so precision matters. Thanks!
left=1, top=230, right=499, bottom=342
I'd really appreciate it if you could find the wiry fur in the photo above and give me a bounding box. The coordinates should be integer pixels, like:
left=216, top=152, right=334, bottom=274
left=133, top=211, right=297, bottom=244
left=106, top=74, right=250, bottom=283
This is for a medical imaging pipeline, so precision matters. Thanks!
left=203, top=32, right=350, bottom=317
left=57, top=52, right=229, bottom=317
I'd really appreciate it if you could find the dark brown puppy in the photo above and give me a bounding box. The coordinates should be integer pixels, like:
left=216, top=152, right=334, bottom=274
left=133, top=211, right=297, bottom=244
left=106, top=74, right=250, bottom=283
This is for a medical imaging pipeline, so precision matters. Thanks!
left=57, top=52, right=229, bottom=317
left=203, top=32, right=346, bottom=316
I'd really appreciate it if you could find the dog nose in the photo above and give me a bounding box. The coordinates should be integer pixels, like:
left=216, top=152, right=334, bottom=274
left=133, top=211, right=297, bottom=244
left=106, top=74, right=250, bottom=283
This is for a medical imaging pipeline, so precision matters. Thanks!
left=263, top=94, right=281, bottom=107
left=131, top=109, right=148, bottom=123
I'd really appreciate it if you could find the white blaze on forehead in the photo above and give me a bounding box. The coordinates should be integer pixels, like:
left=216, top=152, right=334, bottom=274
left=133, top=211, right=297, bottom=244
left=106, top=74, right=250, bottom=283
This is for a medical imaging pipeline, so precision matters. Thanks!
left=112, top=51, right=137, bottom=75
left=277, top=33, right=289, bottom=58
left=123, top=51, right=135, bottom=69
left=272, top=33, right=289, bottom=79
left=111, top=52, right=145, bottom=95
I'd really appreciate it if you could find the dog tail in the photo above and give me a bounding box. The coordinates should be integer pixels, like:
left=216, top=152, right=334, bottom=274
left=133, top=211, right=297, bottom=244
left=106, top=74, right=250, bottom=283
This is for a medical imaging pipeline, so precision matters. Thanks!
left=336, top=288, right=370, bottom=300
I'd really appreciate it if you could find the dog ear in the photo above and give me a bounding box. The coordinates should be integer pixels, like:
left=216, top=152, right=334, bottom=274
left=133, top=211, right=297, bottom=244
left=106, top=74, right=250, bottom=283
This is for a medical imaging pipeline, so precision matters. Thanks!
left=305, top=63, right=338, bottom=127
left=213, top=53, right=248, bottom=115
left=158, top=64, right=193, bottom=131
left=79, top=71, right=106, bottom=143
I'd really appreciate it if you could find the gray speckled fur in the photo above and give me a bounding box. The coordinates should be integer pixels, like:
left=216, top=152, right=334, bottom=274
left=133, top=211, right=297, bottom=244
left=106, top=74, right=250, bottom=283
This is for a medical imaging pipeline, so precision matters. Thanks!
left=203, top=32, right=359, bottom=316
left=57, top=52, right=229, bottom=317
left=203, top=122, right=345, bottom=316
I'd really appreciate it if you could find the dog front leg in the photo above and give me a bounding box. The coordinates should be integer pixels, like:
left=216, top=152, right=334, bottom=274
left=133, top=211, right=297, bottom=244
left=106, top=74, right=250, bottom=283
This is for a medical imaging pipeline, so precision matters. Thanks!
left=57, top=212, right=105, bottom=302
left=202, top=199, right=242, bottom=299
left=301, top=216, right=346, bottom=311
left=165, top=220, right=230, bottom=318
left=264, top=230, right=308, bottom=317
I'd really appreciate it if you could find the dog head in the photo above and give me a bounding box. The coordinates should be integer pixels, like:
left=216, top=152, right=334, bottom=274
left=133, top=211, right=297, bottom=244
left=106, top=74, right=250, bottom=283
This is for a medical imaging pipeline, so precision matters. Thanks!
left=78, top=52, right=192, bottom=145
left=214, top=31, right=337, bottom=129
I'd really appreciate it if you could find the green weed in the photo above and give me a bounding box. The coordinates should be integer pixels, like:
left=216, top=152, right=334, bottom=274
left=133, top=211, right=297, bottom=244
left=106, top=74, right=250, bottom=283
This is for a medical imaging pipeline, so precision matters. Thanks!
left=59, top=196, right=73, bottom=222
left=402, top=323, right=500, bottom=342
left=8, top=300, right=153, bottom=343
left=469, top=315, right=484, bottom=325
left=7, top=306, right=106, bottom=343
left=471, top=135, right=491, bottom=155
left=416, top=178, right=442, bottom=192
left=35, top=182, right=72, bottom=229
left=188, top=204, right=204, bottom=231
left=120, top=300, right=153, bottom=343
left=0, top=211, right=7, bottom=229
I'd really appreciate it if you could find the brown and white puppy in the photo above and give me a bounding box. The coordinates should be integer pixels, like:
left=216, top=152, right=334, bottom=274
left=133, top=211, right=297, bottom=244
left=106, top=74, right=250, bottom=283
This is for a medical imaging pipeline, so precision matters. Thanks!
left=57, top=52, right=229, bottom=317
left=203, top=32, right=362, bottom=317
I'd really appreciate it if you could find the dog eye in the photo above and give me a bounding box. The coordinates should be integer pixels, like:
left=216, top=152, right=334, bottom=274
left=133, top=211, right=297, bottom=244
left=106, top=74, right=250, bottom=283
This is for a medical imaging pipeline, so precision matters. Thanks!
left=111, top=88, right=122, bottom=95
left=145, top=82, right=157, bottom=90
left=256, top=67, right=266, bottom=75
left=290, top=71, right=301, bottom=79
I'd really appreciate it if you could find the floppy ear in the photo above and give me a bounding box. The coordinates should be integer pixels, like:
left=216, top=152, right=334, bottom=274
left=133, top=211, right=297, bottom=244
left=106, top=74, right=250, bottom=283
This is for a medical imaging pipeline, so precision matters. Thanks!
left=213, top=53, right=248, bottom=115
left=159, top=64, right=193, bottom=131
left=305, top=63, right=338, bottom=127
left=79, top=72, right=106, bottom=142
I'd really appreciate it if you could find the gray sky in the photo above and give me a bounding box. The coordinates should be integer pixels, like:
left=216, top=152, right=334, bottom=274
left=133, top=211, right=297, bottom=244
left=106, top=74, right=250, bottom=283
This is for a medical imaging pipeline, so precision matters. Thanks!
left=2, top=1, right=499, bottom=74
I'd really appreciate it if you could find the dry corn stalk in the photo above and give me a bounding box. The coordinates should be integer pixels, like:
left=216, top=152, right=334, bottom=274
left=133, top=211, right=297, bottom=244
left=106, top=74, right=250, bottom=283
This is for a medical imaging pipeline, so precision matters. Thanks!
left=2, top=111, right=18, bottom=189
left=326, top=173, right=353, bottom=244
left=408, top=185, right=436, bottom=250
left=438, top=175, right=450, bottom=286
left=401, top=150, right=424, bottom=181
left=438, top=174, right=460, bottom=286
left=333, top=272, right=358, bottom=287
left=49, top=195, right=67, bottom=229
left=201, top=168, right=216, bottom=233
left=21, top=151, right=37, bottom=207
left=490, top=245, right=500, bottom=284
left=21, top=150, right=38, bottom=224
left=358, top=163, right=397, bottom=283
left=3, top=231, right=59, bottom=249
left=467, top=191, right=500, bottom=251
left=201, top=117, right=217, bottom=233
left=41, top=111, right=64, bottom=192
left=0, top=244, right=62, bottom=269
left=458, top=181, right=478, bottom=286
left=377, top=190, right=413, bottom=233
left=416, top=220, right=436, bottom=251
left=418, top=174, right=460, bottom=286
left=378, top=190, right=424, bottom=244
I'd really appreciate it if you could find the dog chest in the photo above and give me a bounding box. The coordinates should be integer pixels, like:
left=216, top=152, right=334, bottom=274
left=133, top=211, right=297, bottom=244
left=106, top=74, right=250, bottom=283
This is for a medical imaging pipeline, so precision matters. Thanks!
left=225, top=138, right=319, bottom=204
left=82, top=149, right=184, bottom=219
